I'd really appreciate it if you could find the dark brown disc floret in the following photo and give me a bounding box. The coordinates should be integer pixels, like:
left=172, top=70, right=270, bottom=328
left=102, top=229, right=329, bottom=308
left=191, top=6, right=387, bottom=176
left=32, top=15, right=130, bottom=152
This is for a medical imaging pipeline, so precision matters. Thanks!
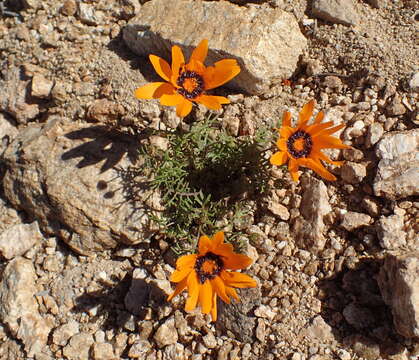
left=194, top=252, right=224, bottom=284
left=287, top=129, right=313, bottom=158
left=176, top=70, right=204, bottom=99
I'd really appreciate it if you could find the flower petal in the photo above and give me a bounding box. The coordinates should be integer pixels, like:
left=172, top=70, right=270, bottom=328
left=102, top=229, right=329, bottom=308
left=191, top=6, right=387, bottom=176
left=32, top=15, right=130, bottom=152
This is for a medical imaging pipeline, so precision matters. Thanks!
left=298, top=100, right=315, bottom=127
left=170, top=267, right=192, bottom=283
left=185, top=271, right=199, bottom=311
left=300, top=158, right=336, bottom=181
left=221, top=271, right=257, bottom=288
left=134, top=82, right=170, bottom=99
left=167, top=276, right=188, bottom=302
left=315, top=135, right=350, bottom=149
left=160, top=93, right=184, bottom=106
left=280, top=126, right=293, bottom=139
left=149, top=55, right=172, bottom=82
left=199, top=280, right=213, bottom=314
left=314, top=110, right=325, bottom=124
left=198, top=235, right=211, bottom=254
left=210, top=290, right=218, bottom=321
left=288, top=158, right=300, bottom=182
left=223, top=253, right=253, bottom=270
left=277, top=138, right=288, bottom=152
left=314, top=150, right=344, bottom=166
left=282, top=111, right=291, bottom=127
left=185, top=59, right=206, bottom=75
left=270, top=151, right=288, bottom=166
left=190, top=39, right=208, bottom=64
left=196, top=95, right=229, bottom=110
left=211, top=276, right=230, bottom=304
left=176, top=98, right=193, bottom=117
left=203, top=59, right=241, bottom=90
left=225, top=286, right=240, bottom=302
left=313, top=123, right=347, bottom=137
left=176, top=254, right=197, bottom=270
left=171, top=45, right=185, bottom=82
left=212, top=231, right=224, bottom=248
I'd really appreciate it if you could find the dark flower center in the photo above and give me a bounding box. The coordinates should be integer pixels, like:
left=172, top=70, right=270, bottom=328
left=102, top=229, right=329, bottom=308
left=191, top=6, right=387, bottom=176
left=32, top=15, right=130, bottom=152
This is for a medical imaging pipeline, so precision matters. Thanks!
left=177, top=70, right=204, bottom=99
left=195, top=252, right=224, bottom=284
left=287, top=130, right=313, bottom=158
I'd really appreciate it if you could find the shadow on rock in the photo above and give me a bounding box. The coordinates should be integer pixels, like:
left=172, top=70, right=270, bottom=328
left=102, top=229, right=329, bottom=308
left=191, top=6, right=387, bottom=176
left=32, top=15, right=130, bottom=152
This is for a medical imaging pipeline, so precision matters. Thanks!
left=73, top=272, right=167, bottom=334
left=317, top=257, right=409, bottom=359
left=61, top=125, right=143, bottom=173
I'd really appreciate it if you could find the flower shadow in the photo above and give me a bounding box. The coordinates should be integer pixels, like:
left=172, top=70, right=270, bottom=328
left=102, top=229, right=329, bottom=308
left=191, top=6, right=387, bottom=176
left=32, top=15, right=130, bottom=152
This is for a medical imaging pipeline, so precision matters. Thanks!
left=72, top=271, right=168, bottom=337
left=316, top=257, right=408, bottom=358
left=61, top=125, right=144, bottom=173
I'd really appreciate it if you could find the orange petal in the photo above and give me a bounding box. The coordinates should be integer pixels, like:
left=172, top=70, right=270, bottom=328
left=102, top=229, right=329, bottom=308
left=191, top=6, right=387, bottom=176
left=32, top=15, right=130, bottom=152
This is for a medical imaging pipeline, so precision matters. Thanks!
left=282, top=111, right=291, bottom=127
left=171, top=45, right=185, bottom=82
left=314, top=123, right=347, bottom=137
left=300, top=158, right=336, bottom=181
left=199, top=280, right=213, bottom=314
left=277, top=138, right=288, bottom=152
left=134, top=82, right=170, bottom=99
left=280, top=126, right=293, bottom=139
left=221, top=271, right=257, bottom=288
left=196, top=95, right=229, bottom=110
left=167, top=276, right=188, bottom=302
left=314, top=150, right=344, bottom=166
left=225, top=286, right=240, bottom=302
left=149, top=55, right=172, bottom=82
left=198, top=235, right=211, bottom=254
left=185, top=59, right=206, bottom=75
left=288, top=158, right=300, bottom=182
left=298, top=100, right=315, bottom=127
left=185, top=271, right=199, bottom=311
left=316, top=135, right=350, bottom=149
left=270, top=151, right=288, bottom=166
left=190, top=39, right=208, bottom=64
left=223, top=253, right=252, bottom=270
left=305, top=121, right=335, bottom=135
left=203, top=59, right=241, bottom=90
left=212, top=231, right=225, bottom=248
left=160, top=93, right=184, bottom=106
left=176, top=254, right=197, bottom=270
left=211, top=276, right=230, bottom=304
left=214, top=243, right=234, bottom=256
left=176, top=98, right=193, bottom=117
left=170, top=267, right=192, bottom=283
left=314, top=111, right=325, bottom=124
left=210, top=290, right=217, bottom=321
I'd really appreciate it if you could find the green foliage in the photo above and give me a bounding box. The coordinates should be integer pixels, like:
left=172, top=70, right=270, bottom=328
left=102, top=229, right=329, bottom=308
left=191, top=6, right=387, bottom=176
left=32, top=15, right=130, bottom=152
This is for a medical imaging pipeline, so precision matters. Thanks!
left=139, top=113, right=274, bottom=254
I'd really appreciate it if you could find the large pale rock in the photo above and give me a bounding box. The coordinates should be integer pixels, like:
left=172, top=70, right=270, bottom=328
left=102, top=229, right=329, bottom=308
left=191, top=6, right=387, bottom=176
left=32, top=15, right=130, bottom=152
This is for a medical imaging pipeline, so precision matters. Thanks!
left=373, top=130, right=419, bottom=200
left=376, top=215, right=406, bottom=250
left=0, top=222, right=43, bottom=260
left=293, top=176, right=331, bottom=252
left=2, top=117, right=161, bottom=255
left=312, top=0, right=359, bottom=26
left=0, top=257, right=51, bottom=357
left=378, top=252, right=419, bottom=338
left=123, top=0, right=307, bottom=95
left=153, top=317, right=178, bottom=348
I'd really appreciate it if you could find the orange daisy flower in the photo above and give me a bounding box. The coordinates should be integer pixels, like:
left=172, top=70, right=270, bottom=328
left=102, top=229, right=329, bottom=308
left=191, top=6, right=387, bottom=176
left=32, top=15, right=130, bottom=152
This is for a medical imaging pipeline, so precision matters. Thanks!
left=270, top=100, right=350, bottom=182
left=134, top=39, right=241, bottom=118
left=167, top=231, right=257, bottom=321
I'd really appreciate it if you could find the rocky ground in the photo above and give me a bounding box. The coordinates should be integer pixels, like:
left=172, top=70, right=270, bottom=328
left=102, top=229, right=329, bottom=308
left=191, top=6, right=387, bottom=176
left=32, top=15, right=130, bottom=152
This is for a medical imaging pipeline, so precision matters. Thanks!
left=0, top=0, right=418, bottom=359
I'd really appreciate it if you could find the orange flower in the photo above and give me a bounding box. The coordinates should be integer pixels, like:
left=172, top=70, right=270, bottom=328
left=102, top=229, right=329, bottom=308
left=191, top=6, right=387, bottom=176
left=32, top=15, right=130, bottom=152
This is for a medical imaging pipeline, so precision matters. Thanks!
left=134, top=39, right=241, bottom=117
left=270, top=100, right=350, bottom=182
left=167, top=231, right=257, bottom=321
